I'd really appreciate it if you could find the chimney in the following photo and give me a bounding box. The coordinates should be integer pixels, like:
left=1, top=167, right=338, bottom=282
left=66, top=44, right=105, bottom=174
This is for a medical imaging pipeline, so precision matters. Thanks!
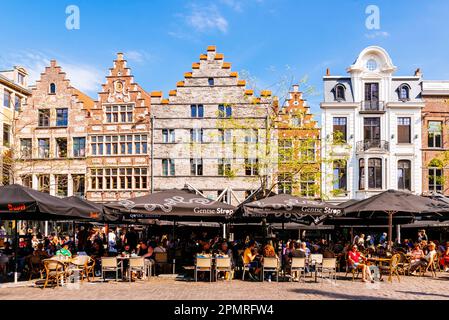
left=326, top=68, right=330, bottom=76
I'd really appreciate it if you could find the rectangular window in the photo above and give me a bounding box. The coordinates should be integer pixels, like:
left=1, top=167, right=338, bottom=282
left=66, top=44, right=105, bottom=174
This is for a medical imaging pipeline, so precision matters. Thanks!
left=72, top=175, right=85, bottom=197
left=162, top=129, right=175, bottom=143
left=190, top=159, right=203, bottom=176
left=245, top=158, right=258, bottom=176
left=134, top=135, right=148, bottom=154
left=333, top=160, right=347, bottom=191
left=368, top=158, right=382, bottom=189
left=162, top=159, right=175, bottom=176
left=73, top=137, right=86, bottom=158
left=218, top=105, right=232, bottom=118
left=38, top=175, right=50, bottom=193
left=2, top=124, right=10, bottom=147
left=55, top=175, right=68, bottom=197
left=3, top=90, right=11, bottom=108
left=278, top=173, right=293, bottom=195
left=218, top=158, right=232, bottom=176
left=398, top=160, right=411, bottom=191
left=191, top=105, right=204, bottom=118
left=278, top=139, right=293, bottom=163
left=218, top=129, right=232, bottom=143
left=38, top=138, right=50, bottom=158
left=301, top=140, right=315, bottom=162
left=21, top=175, right=32, bottom=188
left=300, top=173, right=316, bottom=197
left=55, top=138, right=67, bottom=158
left=91, top=169, right=103, bottom=190
left=245, top=129, right=258, bottom=143
left=20, top=139, right=32, bottom=159
left=17, top=73, right=25, bottom=85
left=56, top=108, right=68, bottom=126
left=429, top=168, right=443, bottom=193
left=38, top=109, right=50, bottom=127
left=428, top=121, right=442, bottom=148
left=397, top=117, right=411, bottom=143
left=190, top=129, right=204, bottom=143
left=364, top=117, right=381, bottom=142
left=134, top=168, right=148, bottom=189
left=14, top=96, right=21, bottom=111
left=105, top=105, right=133, bottom=123
left=333, top=117, right=347, bottom=142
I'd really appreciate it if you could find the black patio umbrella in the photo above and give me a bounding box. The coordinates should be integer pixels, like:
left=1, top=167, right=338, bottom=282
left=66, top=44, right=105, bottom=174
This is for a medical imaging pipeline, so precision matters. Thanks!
left=0, top=184, right=106, bottom=282
left=103, top=189, right=235, bottom=223
left=240, top=194, right=343, bottom=226
left=63, top=196, right=117, bottom=222
left=343, top=190, right=449, bottom=248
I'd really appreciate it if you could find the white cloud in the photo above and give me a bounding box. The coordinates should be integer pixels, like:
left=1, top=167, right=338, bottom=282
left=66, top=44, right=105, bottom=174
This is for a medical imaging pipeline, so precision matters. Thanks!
left=0, top=50, right=102, bottom=95
left=365, top=31, right=390, bottom=39
left=220, top=0, right=243, bottom=12
left=123, top=50, right=153, bottom=64
left=185, top=4, right=229, bottom=34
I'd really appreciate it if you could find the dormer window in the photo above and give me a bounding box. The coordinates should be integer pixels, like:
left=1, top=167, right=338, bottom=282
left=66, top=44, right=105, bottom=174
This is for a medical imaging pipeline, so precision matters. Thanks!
left=49, top=83, right=56, bottom=94
left=334, top=84, right=346, bottom=101
left=398, top=84, right=410, bottom=101
left=17, top=73, right=25, bottom=85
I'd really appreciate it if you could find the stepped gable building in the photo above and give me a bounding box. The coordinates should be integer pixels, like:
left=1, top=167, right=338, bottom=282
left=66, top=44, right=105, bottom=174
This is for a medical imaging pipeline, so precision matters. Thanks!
left=150, top=46, right=274, bottom=205
left=0, top=66, right=32, bottom=185
left=421, top=80, right=449, bottom=196
left=86, top=53, right=152, bottom=202
left=13, top=60, right=92, bottom=197
left=321, top=46, right=424, bottom=203
left=276, top=84, right=321, bottom=197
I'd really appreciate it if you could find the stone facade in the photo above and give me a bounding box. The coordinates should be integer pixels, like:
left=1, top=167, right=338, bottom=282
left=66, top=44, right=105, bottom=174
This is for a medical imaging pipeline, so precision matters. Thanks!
left=276, top=85, right=320, bottom=197
left=0, top=66, right=31, bottom=185
left=150, top=46, right=274, bottom=205
left=13, top=60, right=92, bottom=197
left=421, top=81, right=449, bottom=196
left=86, top=53, right=152, bottom=202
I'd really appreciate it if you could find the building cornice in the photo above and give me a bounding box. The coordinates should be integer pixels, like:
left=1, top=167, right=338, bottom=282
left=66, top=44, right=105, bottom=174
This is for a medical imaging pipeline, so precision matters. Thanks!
left=0, top=75, right=32, bottom=96
left=320, top=103, right=358, bottom=109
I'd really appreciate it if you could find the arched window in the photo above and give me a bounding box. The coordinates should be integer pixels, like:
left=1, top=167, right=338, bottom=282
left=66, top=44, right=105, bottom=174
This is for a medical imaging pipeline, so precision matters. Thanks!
left=334, top=84, right=346, bottom=101
left=398, top=84, right=410, bottom=101
left=368, top=158, right=383, bottom=189
left=49, top=83, right=56, bottom=94
left=398, top=160, right=411, bottom=190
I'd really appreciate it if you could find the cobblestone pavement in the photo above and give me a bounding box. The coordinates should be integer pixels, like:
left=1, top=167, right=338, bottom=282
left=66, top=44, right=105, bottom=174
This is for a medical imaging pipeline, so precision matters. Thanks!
left=1, top=273, right=448, bottom=300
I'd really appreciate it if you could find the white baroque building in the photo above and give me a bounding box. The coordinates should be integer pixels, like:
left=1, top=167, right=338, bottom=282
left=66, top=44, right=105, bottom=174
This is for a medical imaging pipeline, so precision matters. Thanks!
left=321, top=46, right=424, bottom=203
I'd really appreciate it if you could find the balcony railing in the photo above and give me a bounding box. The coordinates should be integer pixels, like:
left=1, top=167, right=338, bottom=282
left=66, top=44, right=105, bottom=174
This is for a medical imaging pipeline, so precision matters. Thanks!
left=356, top=139, right=389, bottom=153
left=361, top=100, right=385, bottom=112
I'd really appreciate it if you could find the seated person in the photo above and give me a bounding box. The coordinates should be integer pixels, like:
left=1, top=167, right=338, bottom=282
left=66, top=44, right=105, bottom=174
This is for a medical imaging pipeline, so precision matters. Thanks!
left=243, top=240, right=261, bottom=281
left=56, top=243, right=72, bottom=258
left=216, top=242, right=233, bottom=280
left=0, top=242, right=13, bottom=256
left=410, top=242, right=437, bottom=274
left=347, top=245, right=373, bottom=283
left=262, top=240, right=278, bottom=282
left=34, top=243, right=50, bottom=259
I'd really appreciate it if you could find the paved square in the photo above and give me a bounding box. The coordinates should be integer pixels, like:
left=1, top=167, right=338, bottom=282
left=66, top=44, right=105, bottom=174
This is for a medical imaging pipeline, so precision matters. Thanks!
left=1, top=273, right=448, bottom=300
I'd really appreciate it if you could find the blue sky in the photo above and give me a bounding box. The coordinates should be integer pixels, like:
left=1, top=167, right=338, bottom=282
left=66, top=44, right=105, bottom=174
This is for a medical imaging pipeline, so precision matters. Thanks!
left=1, top=0, right=449, bottom=118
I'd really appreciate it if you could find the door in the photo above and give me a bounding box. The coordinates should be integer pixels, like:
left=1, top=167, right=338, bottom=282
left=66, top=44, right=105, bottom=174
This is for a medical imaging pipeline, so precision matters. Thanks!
left=364, top=118, right=381, bottom=142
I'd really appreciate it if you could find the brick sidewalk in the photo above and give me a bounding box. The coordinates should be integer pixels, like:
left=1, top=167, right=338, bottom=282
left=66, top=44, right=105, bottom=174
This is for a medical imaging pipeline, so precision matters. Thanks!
left=1, top=273, right=448, bottom=300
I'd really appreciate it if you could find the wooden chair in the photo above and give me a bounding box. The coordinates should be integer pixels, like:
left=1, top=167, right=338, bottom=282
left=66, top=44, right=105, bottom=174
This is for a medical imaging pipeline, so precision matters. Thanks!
left=215, top=257, right=232, bottom=281
left=290, top=257, right=306, bottom=282
left=397, top=252, right=411, bottom=275
left=344, top=258, right=361, bottom=281
left=68, top=255, right=89, bottom=282
left=85, top=256, right=96, bottom=281
left=379, top=254, right=401, bottom=283
left=43, top=260, right=66, bottom=289
left=28, top=255, right=44, bottom=281
left=195, top=257, right=212, bottom=282
left=262, top=257, right=280, bottom=282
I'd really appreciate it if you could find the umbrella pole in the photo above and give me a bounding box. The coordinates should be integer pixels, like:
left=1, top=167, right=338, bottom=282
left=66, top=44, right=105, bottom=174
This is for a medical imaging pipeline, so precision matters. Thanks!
left=14, top=220, right=18, bottom=284
left=387, top=211, right=395, bottom=251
